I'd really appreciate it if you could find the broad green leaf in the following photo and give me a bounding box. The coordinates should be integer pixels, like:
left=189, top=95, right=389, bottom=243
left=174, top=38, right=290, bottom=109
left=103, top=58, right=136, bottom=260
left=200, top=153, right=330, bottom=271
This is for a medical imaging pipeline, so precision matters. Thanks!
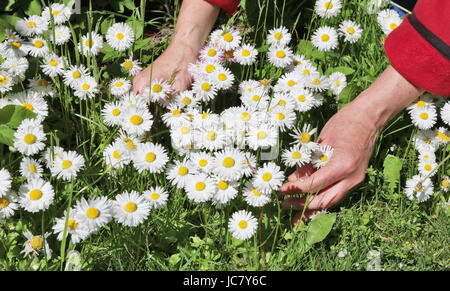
left=122, top=0, right=136, bottom=10
left=296, top=39, right=314, bottom=58
left=337, top=84, right=361, bottom=110
left=0, top=125, right=15, bottom=147
left=133, top=38, right=152, bottom=51
left=101, top=17, right=114, bottom=35
left=331, top=66, right=355, bottom=76
left=126, top=18, right=143, bottom=40
left=0, top=105, right=37, bottom=128
left=306, top=213, right=336, bottom=246
left=24, top=0, right=41, bottom=16
left=383, top=154, right=403, bottom=190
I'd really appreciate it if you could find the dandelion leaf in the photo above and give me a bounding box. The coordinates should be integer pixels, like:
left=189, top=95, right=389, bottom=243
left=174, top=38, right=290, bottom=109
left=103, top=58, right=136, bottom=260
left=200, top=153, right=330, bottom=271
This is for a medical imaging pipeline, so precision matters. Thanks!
left=383, top=154, right=403, bottom=190
left=305, top=213, right=336, bottom=246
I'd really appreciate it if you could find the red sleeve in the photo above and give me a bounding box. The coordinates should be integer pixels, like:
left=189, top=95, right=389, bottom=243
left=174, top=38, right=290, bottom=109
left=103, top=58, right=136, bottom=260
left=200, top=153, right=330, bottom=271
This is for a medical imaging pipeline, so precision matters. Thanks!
left=204, top=0, right=240, bottom=14
left=384, top=0, right=450, bottom=97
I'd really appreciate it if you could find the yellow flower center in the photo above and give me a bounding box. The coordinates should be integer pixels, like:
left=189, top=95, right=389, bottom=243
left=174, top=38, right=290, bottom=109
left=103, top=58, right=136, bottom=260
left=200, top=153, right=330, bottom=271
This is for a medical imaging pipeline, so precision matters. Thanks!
left=199, top=159, right=208, bottom=167
left=205, top=64, right=215, bottom=73
left=38, top=79, right=48, bottom=87
left=124, top=202, right=137, bottom=213
left=218, top=180, right=229, bottom=190
left=218, top=73, right=227, bottom=81
left=274, top=32, right=283, bottom=40
left=303, top=69, right=310, bottom=76
left=82, top=83, right=90, bottom=90
left=223, top=157, right=235, bottom=168
left=0, top=75, right=7, bottom=85
left=278, top=100, right=287, bottom=106
left=292, top=151, right=302, bottom=159
left=241, top=112, right=251, bottom=121
left=71, top=71, right=81, bottom=79
left=320, top=155, right=328, bottom=162
left=23, top=103, right=34, bottom=111
left=223, top=33, right=233, bottom=42
left=298, top=95, right=306, bottom=102
left=62, top=160, right=72, bottom=169
left=182, top=97, right=192, bottom=105
left=276, top=50, right=286, bottom=59
left=346, top=27, right=355, bottom=35
left=257, top=131, right=267, bottom=140
left=113, top=150, right=121, bottom=159
left=123, top=60, right=133, bottom=70
left=29, top=164, right=37, bottom=173
left=313, top=78, right=321, bottom=85
left=49, top=59, right=58, bottom=66
left=68, top=219, right=78, bottom=230
left=29, top=189, right=42, bottom=200
left=252, top=95, right=260, bottom=102
left=335, top=80, right=341, bottom=87
left=145, top=152, right=156, bottom=163
left=86, top=207, right=99, bottom=219
left=262, top=173, right=272, bottom=182
left=178, top=166, right=188, bottom=176
left=12, top=41, right=21, bottom=48
left=321, top=34, right=330, bottom=42
left=27, top=21, right=36, bottom=28
left=420, top=112, right=428, bottom=120
left=201, top=82, right=211, bottom=91
left=30, top=236, right=43, bottom=251
left=260, top=79, right=270, bottom=87
left=85, top=39, right=93, bottom=47
left=130, top=115, right=143, bottom=125
left=276, top=113, right=285, bottom=120
left=112, top=108, right=120, bottom=116
left=206, top=130, right=216, bottom=141
left=238, top=220, right=248, bottom=229
left=24, top=134, right=36, bottom=145
left=195, top=182, right=206, bottom=191
left=424, top=164, right=432, bottom=171
left=207, top=48, right=216, bottom=56
left=53, top=10, right=60, bottom=15
left=301, top=133, right=311, bottom=143
left=225, top=50, right=234, bottom=58
left=115, top=81, right=123, bottom=87
left=34, top=40, right=44, bottom=48
left=150, top=192, right=159, bottom=200
left=242, top=49, right=250, bottom=56
left=253, top=188, right=262, bottom=196
left=390, top=23, right=398, bottom=30
left=0, top=197, right=9, bottom=209
left=116, top=32, right=124, bottom=40
left=152, top=84, right=162, bottom=93
left=442, top=179, right=449, bottom=189
left=202, top=112, right=210, bottom=119
left=287, top=80, right=296, bottom=87
left=180, top=126, right=190, bottom=134
left=325, top=1, right=333, bottom=9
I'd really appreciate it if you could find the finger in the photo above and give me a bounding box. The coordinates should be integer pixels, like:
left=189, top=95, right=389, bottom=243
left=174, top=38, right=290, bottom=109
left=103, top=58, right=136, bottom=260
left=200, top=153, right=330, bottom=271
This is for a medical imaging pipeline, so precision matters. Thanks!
left=281, top=182, right=338, bottom=211
left=287, top=163, right=315, bottom=182
left=279, top=162, right=344, bottom=195
left=292, top=210, right=315, bottom=225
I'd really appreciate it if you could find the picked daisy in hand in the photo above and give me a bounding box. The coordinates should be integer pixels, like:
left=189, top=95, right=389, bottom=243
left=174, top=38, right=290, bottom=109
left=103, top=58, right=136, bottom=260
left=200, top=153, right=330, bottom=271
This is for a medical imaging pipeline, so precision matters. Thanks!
left=18, top=178, right=55, bottom=213
left=113, top=191, right=151, bottom=227
left=311, top=145, right=334, bottom=169
left=106, top=22, right=135, bottom=51
left=281, top=145, right=312, bottom=168
left=228, top=210, right=258, bottom=240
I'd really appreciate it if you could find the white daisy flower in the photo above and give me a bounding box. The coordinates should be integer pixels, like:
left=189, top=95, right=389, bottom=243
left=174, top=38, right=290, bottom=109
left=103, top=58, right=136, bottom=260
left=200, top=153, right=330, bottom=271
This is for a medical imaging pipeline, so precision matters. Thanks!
left=413, top=129, right=439, bottom=153
left=42, top=3, right=72, bottom=24
left=228, top=210, right=258, bottom=240
left=171, top=121, right=194, bottom=148
left=281, top=145, right=312, bottom=167
left=78, top=32, right=103, bottom=56
left=339, top=20, right=363, bottom=43
left=197, top=126, right=227, bottom=151
left=199, top=43, right=225, bottom=63
left=311, top=26, right=339, bottom=52
left=404, top=175, right=434, bottom=203
left=379, top=12, right=403, bottom=35
left=28, top=75, right=55, bottom=97
left=329, top=71, right=347, bottom=96
left=175, top=90, right=199, bottom=109
left=268, top=105, right=296, bottom=132
left=0, top=168, right=12, bottom=196
left=19, top=157, right=44, bottom=180
left=212, top=147, right=247, bottom=181
left=0, top=190, right=19, bottom=220
left=242, top=152, right=257, bottom=178
left=418, top=160, right=438, bottom=178
left=116, top=130, right=143, bottom=156
left=49, top=25, right=71, bottom=45
left=13, top=118, right=46, bottom=156
left=417, top=150, right=436, bottom=164
left=289, top=124, right=319, bottom=150
left=21, top=230, right=52, bottom=258
left=267, top=26, right=292, bottom=47
left=3, top=39, right=28, bottom=59
left=241, top=87, right=270, bottom=111
left=215, top=27, right=242, bottom=51
left=0, top=71, right=14, bottom=93
left=312, top=145, right=334, bottom=169
left=110, top=78, right=131, bottom=97
left=1, top=57, right=28, bottom=79
left=253, top=162, right=285, bottom=195
left=268, top=45, right=293, bottom=68
left=18, top=178, right=55, bottom=213
left=63, top=65, right=89, bottom=89
left=73, top=75, right=99, bottom=100
left=132, top=142, right=168, bottom=174
left=101, top=101, right=123, bottom=127
left=166, top=159, right=196, bottom=189
left=74, top=196, right=113, bottom=233
left=243, top=181, right=271, bottom=207
left=212, top=66, right=235, bottom=90
left=185, top=173, right=216, bottom=203
left=288, top=54, right=312, bottom=72
left=121, top=105, right=154, bottom=136
left=41, top=146, right=65, bottom=168
left=113, top=191, right=151, bottom=227
left=440, top=101, right=450, bottom=126
left=51, top=150, right=85, bottom=181
left=247, top=123, right=278, bottom=151
left=290, top=87, right=315, bottom=112
left=106, top=22, right=135, bottom=51
left=315, top=0, right=342, bottom=19
left=188, top=151, right=213, bottom=173
left=15, top=15, right=48, bottom=37
left=192, top=79, right=218, bottom=102
left=143, top=79, right=172, bottom=103
left=234, top=44, right=258, bottom=66
left=52, top=209, right=90, bottom=244
left=103, top=141, right=132, bottom=169
left=274, top=71, right=304, bottom=93
left=211, top=177, right=239, bottom=207
left=440, top=176, right=449, bottom=192
left=410, top=106, right=437, bottom=130
left=41, top=54, right=65, bottom=77
left=143, top=186, right=169, bottom=209
left=122, top=56, right=142, bottom=76
left=10, top=90, right=48, bottom=120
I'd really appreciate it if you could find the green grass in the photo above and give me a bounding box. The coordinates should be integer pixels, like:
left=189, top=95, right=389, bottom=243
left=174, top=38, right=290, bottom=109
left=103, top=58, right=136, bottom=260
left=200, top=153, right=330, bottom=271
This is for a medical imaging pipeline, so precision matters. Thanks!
left=0, top=0, right=448, bottom=271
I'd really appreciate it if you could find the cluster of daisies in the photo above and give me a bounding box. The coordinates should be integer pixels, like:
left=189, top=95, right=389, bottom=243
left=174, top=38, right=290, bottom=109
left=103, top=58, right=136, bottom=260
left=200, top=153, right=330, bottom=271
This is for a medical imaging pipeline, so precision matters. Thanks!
left=404, top=94, right=450, bottom=202
left=375, top=7, right=404, bottom=43
left=309, top=0, right=364, bottom=54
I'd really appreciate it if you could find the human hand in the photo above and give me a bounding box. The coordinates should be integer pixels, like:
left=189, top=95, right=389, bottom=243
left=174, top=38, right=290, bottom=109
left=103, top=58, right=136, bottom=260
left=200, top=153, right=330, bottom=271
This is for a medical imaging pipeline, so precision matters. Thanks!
left=279, top=100, right=379, bottom=224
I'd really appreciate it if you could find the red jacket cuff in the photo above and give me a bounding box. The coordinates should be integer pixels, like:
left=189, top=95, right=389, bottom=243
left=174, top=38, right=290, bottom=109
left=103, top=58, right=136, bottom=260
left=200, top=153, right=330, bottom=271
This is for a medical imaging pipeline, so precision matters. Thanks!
left=384, top=17, right=450, bottom=97
left=204, top=0, right=240, bottom=14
